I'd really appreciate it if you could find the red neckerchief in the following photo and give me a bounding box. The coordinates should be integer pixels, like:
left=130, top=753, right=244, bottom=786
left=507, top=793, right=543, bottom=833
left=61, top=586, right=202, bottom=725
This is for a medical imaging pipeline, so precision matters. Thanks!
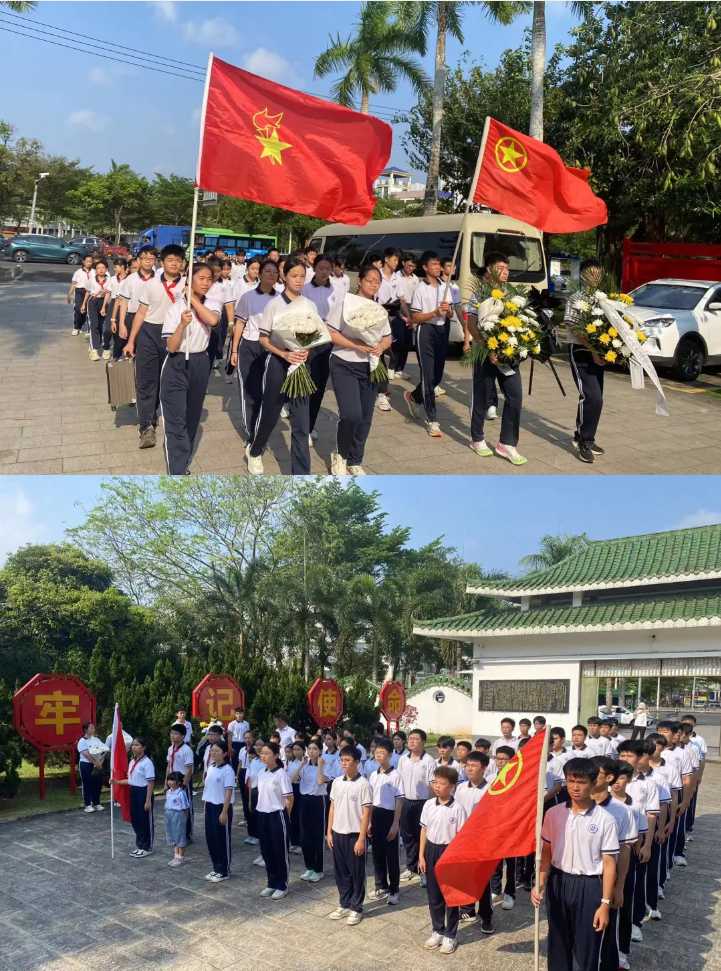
left=161, top=273, right=180, bottom=303
left=128, top=757, right=139, bottom=781
left=138, top=270, right=154, bottom=282
left=168, top=743, right=179, bottom=771
left=96, top=276, right=108, bottom=293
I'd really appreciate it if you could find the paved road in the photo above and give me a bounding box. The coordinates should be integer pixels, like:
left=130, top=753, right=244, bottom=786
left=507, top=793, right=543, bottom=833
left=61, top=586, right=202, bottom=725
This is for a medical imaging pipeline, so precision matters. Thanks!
left=1, top=762, right=719, bottom=971
left=2, top=266, right=720, bottom=475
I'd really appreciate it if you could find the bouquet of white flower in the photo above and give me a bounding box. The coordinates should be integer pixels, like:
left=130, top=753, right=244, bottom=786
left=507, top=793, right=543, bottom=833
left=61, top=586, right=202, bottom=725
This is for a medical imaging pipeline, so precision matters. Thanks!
left=270, top=305, right=331, bottom=399
left=340, top=293, right=390, bottom=383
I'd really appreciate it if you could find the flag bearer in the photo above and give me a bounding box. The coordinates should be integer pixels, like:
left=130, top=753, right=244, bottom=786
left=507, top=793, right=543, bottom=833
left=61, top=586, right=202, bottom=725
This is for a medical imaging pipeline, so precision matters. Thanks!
left=489, top=745, right=518, bottom=909
left=397, top=728, right=436, bottom=884
left=202, top=741, right=236, bottom=882
left=455, top=752, right=494, bottom=935
left=166, top=723, right=195, bottom=841
left=111, top=736, right=155, bottom=858
left=368, top=738, right=403, bottom=905
left=327, top=746, right=372, bottom=926
left=67, top=253, right=94, bottom=336
left=531, top=758, right=619, bottom=971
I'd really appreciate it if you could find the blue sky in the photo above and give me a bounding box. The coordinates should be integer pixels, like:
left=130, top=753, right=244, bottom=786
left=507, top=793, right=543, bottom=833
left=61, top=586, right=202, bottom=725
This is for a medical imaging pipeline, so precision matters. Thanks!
left=0, top=0, right=579, bottom=180
left=2, top=476, right=720, bottom=576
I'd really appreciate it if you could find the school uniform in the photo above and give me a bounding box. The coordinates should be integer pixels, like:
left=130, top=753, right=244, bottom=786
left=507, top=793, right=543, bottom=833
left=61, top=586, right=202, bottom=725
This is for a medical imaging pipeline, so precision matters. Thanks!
left=300, top=761, right=328, bottom=875
left=585, top=736, right=615, bottom=757
left=455, top=781, right=493, bottom=922
left=305, top=265, right=316, bottom=285
left=250, top=293, right=321, bottom=474
left=330, top=774, right=373, bottom=914
left=617, top=799, right=646, bottom=957
left=77, top=736, right=102, bottom=807
left=246, top=756, right=264, bottom=839
left=469, top=297, right=523, bottom=447
left=565, top=291, right=605, bottom=448
left=86, top=275, right=110, bottom=353
left=257, top=765, right=293, bottom=891
left=390, top=748, right=407, bottom=769
left=686, top=735, right=705, bottom=833
left=490, top=736, right=519, bottom=756
left=71, top=267, right=91, bottom=333
left=662, top=745, right=692, bottom=868
left=235, top=287, right=273, bottom=438
left=232, top=274, right=257, bottom=303
left=541, top=801, right=620, bottom=971
left=227, top=718, right=250, bottom=771
left=167, top=741, right=195, bottom=839
left=651, top=757, right=680, bottom=890
left=230, top=261, right=247, bottom=282
left=321, top=750, right=342, bottom=798
left=369, top=767, right=404, bottom=895
left=392, top=272, right=418, bottom=373
left=160, top=294, right=220, bottom=474
left=117, top=269, right=152, bottom=360
left=202, top=762, right=235, bottom=877
left=328, top=293, right=391, bottom=467
left=127, top=755, right=155, bottom=851
left=397, top=751, right=436, bottom=874
left=207, top=279, right=233, bottom=364
left=643, top=771, right=670, bottom=917
left=420, top=797, right=469, bottom=940
left=598, top=795, right=638, bottom=971
left=106, top=275, right=126, bottom=357
left=303, top=278, right=335, bottom=434
left=135, top=273, right=185, bottom=433
left=409, top=280, right=450, bottom=422
left=330, top=272, right=351, bottom=301
left=165, top=785, right=190, bottom=847
left=286, top=758, right=304, bottom=847
left=627, top=769, right=660, bottom=926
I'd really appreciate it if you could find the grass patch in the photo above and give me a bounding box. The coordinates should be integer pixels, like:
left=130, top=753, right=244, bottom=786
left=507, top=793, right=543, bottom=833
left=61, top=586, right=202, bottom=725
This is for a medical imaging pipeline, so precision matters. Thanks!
left=0, top=774, right=82, bottom=821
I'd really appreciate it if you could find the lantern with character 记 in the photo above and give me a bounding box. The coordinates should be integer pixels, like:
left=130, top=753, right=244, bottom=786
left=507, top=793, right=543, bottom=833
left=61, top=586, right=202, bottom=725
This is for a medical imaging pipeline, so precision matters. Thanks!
left=192, top=674, right=245, bottom=726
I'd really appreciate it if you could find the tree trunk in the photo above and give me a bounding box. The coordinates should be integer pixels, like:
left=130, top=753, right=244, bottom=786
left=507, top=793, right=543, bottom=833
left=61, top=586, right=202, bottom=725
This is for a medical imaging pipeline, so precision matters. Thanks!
left=423, top=4, right=447, bottom=216
left=372, top=642, right=378, bottom=685
left=360, top=91, right=369, bottom=114
left=605, top=677, right=614, bottom=708
left=618, top=677, right=626, bottom=707
left=529, top=1, right=546, bottom=141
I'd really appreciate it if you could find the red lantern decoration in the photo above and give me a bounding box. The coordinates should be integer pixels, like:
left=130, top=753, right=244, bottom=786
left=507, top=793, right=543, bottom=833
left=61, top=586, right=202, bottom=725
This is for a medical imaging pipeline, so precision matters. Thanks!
left=307, top=678, right=344, bottom=728
left=379, top=681, right=406, bottom=730
left=192, top=674, right=245, bottom=725
left=13, top=673, right=96, bottom=799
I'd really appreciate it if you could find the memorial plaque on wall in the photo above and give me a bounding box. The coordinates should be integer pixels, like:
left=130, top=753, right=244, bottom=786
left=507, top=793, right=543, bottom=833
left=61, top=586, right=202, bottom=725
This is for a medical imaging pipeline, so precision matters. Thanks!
left=478, top=679, right=570, bottom=713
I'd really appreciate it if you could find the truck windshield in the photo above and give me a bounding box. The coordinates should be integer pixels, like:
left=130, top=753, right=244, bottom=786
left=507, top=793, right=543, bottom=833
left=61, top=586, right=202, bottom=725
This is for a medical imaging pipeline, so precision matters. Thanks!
left=470, top=232, right=545, bottom=283
left=631, top=284, right=706, bottom=310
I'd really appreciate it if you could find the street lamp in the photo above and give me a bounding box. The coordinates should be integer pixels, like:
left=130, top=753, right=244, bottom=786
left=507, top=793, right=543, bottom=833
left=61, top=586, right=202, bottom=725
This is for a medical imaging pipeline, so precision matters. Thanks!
left=28, top=172, right=50, bottom=234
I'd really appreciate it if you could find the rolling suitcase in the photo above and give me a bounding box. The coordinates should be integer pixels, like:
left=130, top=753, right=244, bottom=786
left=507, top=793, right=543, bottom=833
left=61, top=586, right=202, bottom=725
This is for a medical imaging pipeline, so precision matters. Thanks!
left=106, top=357, right=136, bottom=411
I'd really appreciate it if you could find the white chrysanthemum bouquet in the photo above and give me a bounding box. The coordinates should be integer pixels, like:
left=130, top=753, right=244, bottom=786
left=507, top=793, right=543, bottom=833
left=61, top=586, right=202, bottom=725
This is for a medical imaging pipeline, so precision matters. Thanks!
left=341, top=293, right=390, bottom=383
left=271, top=306, right=331, bottom=399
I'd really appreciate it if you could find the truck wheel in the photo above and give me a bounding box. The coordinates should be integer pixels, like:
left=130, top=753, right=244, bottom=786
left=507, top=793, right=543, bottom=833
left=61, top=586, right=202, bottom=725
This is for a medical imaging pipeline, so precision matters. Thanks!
left=673, top=337, right=705, bottom=382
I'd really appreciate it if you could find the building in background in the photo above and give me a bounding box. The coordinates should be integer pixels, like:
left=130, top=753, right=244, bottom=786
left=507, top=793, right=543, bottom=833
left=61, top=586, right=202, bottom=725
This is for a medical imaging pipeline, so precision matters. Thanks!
left=373, top=165, right=425, bottom=200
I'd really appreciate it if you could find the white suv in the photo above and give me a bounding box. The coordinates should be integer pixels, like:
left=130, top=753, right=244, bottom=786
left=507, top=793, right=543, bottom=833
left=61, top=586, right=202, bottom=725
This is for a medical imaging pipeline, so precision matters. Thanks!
left=625, top=278, right=721, bottom=381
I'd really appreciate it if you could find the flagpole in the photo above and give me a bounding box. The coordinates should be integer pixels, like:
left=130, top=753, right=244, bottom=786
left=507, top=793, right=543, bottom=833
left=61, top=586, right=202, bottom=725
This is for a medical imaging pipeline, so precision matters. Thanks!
left=110, top=704, right=116, bottom=860
left=533, top=727, right=551, bottom=971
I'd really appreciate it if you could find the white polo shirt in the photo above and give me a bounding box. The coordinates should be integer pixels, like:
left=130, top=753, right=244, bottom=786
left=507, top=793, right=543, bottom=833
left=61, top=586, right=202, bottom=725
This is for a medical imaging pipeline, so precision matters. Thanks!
left=455, top=779, right=487, bottom=816
left=549, top=750, right=573, bottom=783
left=227, top=719, right=250, bottom=744
left=138, top=273, right=186, bottom=325
left=77, top=736, right=95, bottom=765
left=72, top=267, right=92, bottom=290
left=88, top=275, right=111, bottom=299
left=247, top=757, right=264, bottom=790
left=396, top=273, right=419, bottom=306
left=302, top=279, right=335, bottom=321
left=330, top=273, right=350, bottom=299
left=397, top=752, right=436, bottom=801
left=661, top=745, right=693, bottom=781
left=690, top=733, right=707, bottom=760
left=162, top=295, right=222, bottom=354
left=230, top=261, right=247, bottom=281
left=166, top=742, right=194, bottom=775
left=176, top=721, right=192, bottom=744
left=109, top=275, right=126, bottom=301
left=541, top=802, right=620, bottom=874
left=300, top=761, right=328, bottom=796
left=586, top=736, right=615, bottom=757
left=369, top=767, right=404, bottom=810
left=232, top=274, right=258, bottom=302
left=128, top=756, right=155, bottom=788
left=390, top=748, right=407, bottom=769
left=305, top=265, right=315, bottom=284
left=328, top=292, right=391, bottom=365
left=321, top=750, right=342, bottom=781
left=118, top=270, right=155, bottom=313
left=420, top=796, right=468, bottom=845
left=202, top=763, right=235, bottom=805
left=599, top=795, right=638, bottom=844
left=491, top=736, right=519, bottom=756
left=235, top=287, right=276, bottom=343
left=683, top=742, right=700, bottom=771
left=378, top=271, right=399, bottom=307
left=568, top=746, right=593, bottom=760
left=277, top=725, right=296, bottom=751
left=166, top=787, right=190, bottom=812
left=330, top=774, right=372, bottom=833
left=411, top=279, right=447, bottom=327
left=650, top=757, right=682, bottom=793
left=256, top=766, right=292, bottom=812
left=626, top=772, right=660, bottom=816
left=259, top=293, right=320, bottom=351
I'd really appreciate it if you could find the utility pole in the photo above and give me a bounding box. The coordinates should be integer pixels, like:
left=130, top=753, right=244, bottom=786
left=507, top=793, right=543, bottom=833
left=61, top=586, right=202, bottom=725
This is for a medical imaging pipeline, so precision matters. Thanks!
left=28, top=172, right=49, bottom=233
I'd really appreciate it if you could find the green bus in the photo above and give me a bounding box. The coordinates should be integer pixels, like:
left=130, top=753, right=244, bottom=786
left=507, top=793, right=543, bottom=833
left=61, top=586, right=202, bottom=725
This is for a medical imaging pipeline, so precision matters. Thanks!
left=193, top=226, right=277, bottom=258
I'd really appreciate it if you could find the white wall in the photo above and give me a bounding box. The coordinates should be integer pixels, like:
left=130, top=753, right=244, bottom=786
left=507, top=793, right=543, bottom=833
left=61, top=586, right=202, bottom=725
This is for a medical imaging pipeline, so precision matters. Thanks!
left=407, top=684, right=473, bottom=736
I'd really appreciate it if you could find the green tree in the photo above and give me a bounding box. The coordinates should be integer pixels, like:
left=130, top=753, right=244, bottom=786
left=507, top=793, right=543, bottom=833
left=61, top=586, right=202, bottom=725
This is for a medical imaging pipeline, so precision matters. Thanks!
left=0, top=1, right=37, bottom=9
left=67, top=161, right=151, bottom=241
left=519, top=532, right=590, bottom=571
left=149, top=173, right=195, bottom=225
left=314, top=1, right=428, bottom=114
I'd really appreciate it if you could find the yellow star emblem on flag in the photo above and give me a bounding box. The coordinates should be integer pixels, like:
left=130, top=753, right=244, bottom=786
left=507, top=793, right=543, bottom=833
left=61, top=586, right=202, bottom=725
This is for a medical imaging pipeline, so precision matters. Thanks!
left=495, top=136, right=528, bottom=174
left=252, top=107, right=292, bottom=165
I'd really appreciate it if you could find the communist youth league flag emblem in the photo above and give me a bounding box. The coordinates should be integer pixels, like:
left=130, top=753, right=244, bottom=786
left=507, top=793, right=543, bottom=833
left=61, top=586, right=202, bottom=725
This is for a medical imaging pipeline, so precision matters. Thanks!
left=495, top=135, right=528, bottom=174
left=487, top=749, right=524, bottom=796
left=252, top=107, right=292, bottom=165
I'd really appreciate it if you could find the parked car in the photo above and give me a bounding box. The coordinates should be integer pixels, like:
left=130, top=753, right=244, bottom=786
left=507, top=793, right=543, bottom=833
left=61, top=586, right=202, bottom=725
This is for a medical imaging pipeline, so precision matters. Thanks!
left=0, top=234, right=91, bottom=265
left=597, top=704, right=656, bottom=729
left=66, top=235, right=107, bottom=255
left=624, top=278, right=721, bottom=381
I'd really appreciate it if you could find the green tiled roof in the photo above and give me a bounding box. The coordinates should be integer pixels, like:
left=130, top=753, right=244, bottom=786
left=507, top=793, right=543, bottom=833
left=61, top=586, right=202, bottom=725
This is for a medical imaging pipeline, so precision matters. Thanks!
left=413, top=591, right=721, bottom=639
left=468, top=524, right=721, bottom=596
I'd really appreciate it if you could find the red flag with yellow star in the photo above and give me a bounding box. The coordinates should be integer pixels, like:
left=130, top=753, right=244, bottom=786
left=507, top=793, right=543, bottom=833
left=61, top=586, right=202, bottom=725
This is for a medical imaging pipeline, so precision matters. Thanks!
left=435, top=730, right=547, bottom=906
left=473, top=118, right=607, bottom=233
left=196, top=55, right=392, bottom=225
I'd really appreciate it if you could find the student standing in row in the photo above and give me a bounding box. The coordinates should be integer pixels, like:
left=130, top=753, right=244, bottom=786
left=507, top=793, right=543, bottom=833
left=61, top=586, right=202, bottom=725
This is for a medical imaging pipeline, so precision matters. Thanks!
left=232, top=255, right=261, bottom=301
left=455, top=752, right=494, bottom=934
left=390, top=731, right=407, bottom=768
left=302, top=254, right=336, bottom=442
left=125, top=244, right=186, bottom=450
left=202, top=741, right=235, bottom=882
left=166, top=723, right=195, bottom=841
left=231, top=259, right=278, bottom=440
left=82, top=259, right=111, bottom=362
left=245, top=736, right=265, bottom=855
left=116, top=246, right=156, bottom=365
left=256, top=742, right=294, bottom=899
left=227, top=707, right=250, bottom=772
left=77, top=722, right=105, bottom=813
left=489, top=745, right=518, bottom=909
left=368, top=738, right=403, bottom=904
left=111, top=737, right=155, bottom=858
left=107, top=258, right=129, bottom=359
left=164, top=771, right=190, bottom=866
left=67, top=253, right=94, bottom=336
left=397, top=728, right=436, bottom=885
left=298, top=737, right=329, bottom=883
left=327, top=746, right=372, bottom=926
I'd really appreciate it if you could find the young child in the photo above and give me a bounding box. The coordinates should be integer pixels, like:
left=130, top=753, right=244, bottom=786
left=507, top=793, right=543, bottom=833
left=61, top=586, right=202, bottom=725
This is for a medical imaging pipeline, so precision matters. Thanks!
left=111, top=736, right=155, bottom=858
left=164, top=770, right=190, bottom=866
left=202, top=740, right=235, bottom=882
left=165, top=723, right=195, bottom=841
left=299, top=737, right=329, bottom=883
left=455, top=752, right=494, bottom=934
left=67, top=253, right=94, bottom=336
left=256, top=742, right=293, bottom=899
left=82, top=259, right=111, bottom=362
left=532, top=758, right=619, bottom=971
left=327, top=745, right=372, bottom=925
left=419, top=765, right=468, bottom=954
left=368, top=738, right=403, bottom=904
left=397, top=728, right=436, bottom=884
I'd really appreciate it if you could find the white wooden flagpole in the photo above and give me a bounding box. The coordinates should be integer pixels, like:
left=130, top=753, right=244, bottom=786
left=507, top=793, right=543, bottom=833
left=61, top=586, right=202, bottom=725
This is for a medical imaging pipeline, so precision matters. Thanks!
left=533, top=727, right=551, bottom=971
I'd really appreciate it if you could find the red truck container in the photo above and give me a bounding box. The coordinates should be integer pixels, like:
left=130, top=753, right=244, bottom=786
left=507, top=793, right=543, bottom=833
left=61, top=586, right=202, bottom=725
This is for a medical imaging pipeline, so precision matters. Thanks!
left=622, top=239, right=721, bottom=292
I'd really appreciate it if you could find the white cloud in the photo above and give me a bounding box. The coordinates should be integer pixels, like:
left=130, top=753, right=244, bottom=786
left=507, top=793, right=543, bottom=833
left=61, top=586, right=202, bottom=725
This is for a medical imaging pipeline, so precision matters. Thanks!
left=675, top=509, right=721, bottom=530
left=149, top=0, right=177, bottom=22
left=67, top=110, right=108, bottom=133
left=0, top=489, right=47, bottom=563
left=181, top=17, right=241, bottom=48
left=242, top=48, right=295, bottom=85
left=88, top=67, right=111, bottom=86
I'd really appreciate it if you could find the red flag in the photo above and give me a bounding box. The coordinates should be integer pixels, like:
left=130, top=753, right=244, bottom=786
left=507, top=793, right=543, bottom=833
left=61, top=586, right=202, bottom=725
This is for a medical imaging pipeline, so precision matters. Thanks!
left=111, top=703, right=131, bottom=824
left=473, top=118, right=607, bottom=233
left=197, top=55, right=392, bottom=225
left=436, top=730, right=546, bottom=906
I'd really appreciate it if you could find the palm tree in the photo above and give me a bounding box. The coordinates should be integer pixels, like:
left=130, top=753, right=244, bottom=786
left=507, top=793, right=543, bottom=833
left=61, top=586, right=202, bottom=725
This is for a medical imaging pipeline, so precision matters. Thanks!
left=314, top=1, right=428, bottom=115
left=0, top=1, right=37, bottom=8
left=519, top=532, right=591, bottom=572
left=394, top=1, right=529, bottom=215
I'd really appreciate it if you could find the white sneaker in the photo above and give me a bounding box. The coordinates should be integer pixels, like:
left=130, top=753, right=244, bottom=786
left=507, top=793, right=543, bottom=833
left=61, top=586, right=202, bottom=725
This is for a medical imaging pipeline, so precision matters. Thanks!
left=673, top=855, right=687, bottom=867
left=328, top=907, right=350, bottom=920
left=649, top=908, right=662, bottom=920
left=168, top=858, right=183, bottom=867
left=243, top=837, right=256, bottom=845
left=434, top=385, right=447, bottom=397
left=102, top=349, right=111, bottom=360
left=387, top=893, right=399, bottom=905
left=495, top=442, right=527, bottom=466
left=346, top=911, right=362, bottom=925
left=205, top=871, right=218, bottom=880
left=259, top=887, right=275, bottom=897
left=300, top=869, right=314, bottom=881
left=376, top=393, right=391, bottom=412
left=400, top=868, right=416, bottom=882
left=658, top=887, right=665, bottom=899
left=424, top=932, right=443, bottom=950
left=209, top=872, right=229, bottom=882
left=94, top=803, right=104, bottom=811
left=83, top=805, right=95, bottom=813
left=308, top=871, right=324, bottom=882
left=486, top=405, right=498, bottom=419
left=89, top=349, right=100, bottom=361
left=347, top=465, right=366, bottom=476
left=395, top=371, right=409, bottom=380
left=280, top=404, right=290, bottom=419
left=469, top=439, right=493, bottom=457
left=502, top=894, right=514, bottom=910
left=253, top=855, right=265, bottom=866
left=132, top=848, right=150, bottom=858
left=387, top=369, right=396, bottom=379
left=368, top=889, right=389, bottom=900
left=618, top=953, right=630, bottom=970
left=271, top=889, right=288, bottom=899
left=425, top=421, right=442, bottom=438
left=631, top=924, right=643, bottom=942
left=330, top=451, right=349, bottom=476
left=71, top=328, right=79, bottom=336
left=245, top=444, right=264, bottom=475
left=439, top=937, right=457, bottom=954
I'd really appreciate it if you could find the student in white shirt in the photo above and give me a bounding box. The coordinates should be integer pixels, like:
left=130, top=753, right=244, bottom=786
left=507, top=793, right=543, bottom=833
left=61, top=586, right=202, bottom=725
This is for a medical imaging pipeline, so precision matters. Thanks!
left=286, top=741, right=307, bottom=853
left=202, top=741, right=235, bottom=882
left=173, top=708, right=193, bottom=745
left=296, top=737, right=330, bottom=882
left=164, top=771, right=191, bottom=865
left=125, top=244, right=186, bottom=450
left=404, top=250, right=452, bottom=438
left=166, top=723, right=195, bottom=841
left=569, top=724, right=593, bottom=758
left=256, top=742, right=294, bottom=899
left=390, top=252, right=417, bottom=378
left=226, top=707, right=250, bottom=771
left=368, top=738, right=404, bottom=904
left=303, top=254, right=336, bottom=440
left=328, top=264, right=392, bottom=476
left=434, top=257, right=462, bottom=397
left=330, top=257, right=351, bottom=302
left=231, top=260, right=278, bottom=439
left=397, top=728, right=436, bottom=883
left=586, top=717, right=615, bottom=756
left=490, top=717, right=519, bottom=756
left=304, top=243, right=318, bottom=284
left=489, top=745, right=519, bottom=907
left=320, top=733, right=342, bottom=795
left=67, top=253, right=95, bottom=336
left=116, top=248, right=155, bottom=361
left=82, top=258, right=112, bottom=361
left=111, top=736, right=155, bottom=857
left=455, top=752, right=494, bottom=934
left=159, top=263, right=221, bottom=475
left=106, top=258, right=129, bottom=360
left=77, top=722, right=105, bottom=812
left=230, top=250, right=247, bottom=281
left=390, top=731, right=408, bottom=769
left=201, top=725, right=225, bottom=780
left=245, top=737, right=265, bottom=850
left=327, top=746, right=372, bottom=925
left=231, top=256, right=261, bottom=302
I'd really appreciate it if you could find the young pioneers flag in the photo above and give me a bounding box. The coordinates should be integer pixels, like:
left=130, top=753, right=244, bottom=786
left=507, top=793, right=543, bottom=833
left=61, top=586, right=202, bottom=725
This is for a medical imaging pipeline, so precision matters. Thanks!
left=473, top=118, right=608, bottom=233
left=197, top=55, right=392, bottom=225
left=436, top=730, right=547, bottom=905
left=111, top=703, right=131, bottom=824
